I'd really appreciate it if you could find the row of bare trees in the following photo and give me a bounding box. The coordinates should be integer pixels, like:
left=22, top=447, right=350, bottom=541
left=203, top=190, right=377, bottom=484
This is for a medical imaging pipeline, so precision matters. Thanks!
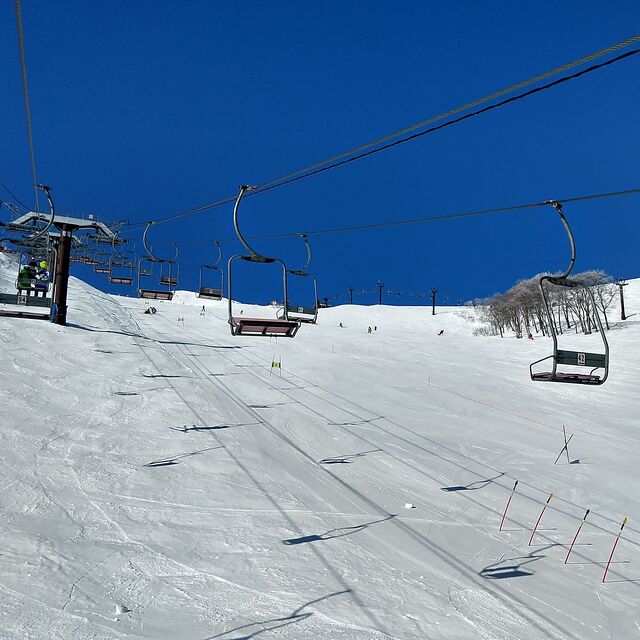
left=474, top=271, right=618, bottom=338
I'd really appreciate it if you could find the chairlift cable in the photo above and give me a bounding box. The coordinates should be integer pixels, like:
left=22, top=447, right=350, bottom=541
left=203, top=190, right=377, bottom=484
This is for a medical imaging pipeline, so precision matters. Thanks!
left=175, top=186, right=640, bottom=246
left=14, top=0, right=39, bottom=212
left=0, top=180, right=30, bottom=211
left=137, top=35, right=640, bottom=227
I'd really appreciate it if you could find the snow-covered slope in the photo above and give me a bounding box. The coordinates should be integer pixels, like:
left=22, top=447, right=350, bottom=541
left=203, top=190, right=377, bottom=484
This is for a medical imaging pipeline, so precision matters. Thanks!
left=2, top=266, right=639, bottom=639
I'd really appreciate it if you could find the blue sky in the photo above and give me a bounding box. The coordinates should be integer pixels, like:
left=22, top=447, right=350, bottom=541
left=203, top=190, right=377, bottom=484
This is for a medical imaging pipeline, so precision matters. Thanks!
left=2, top=1, right=639, bottom=305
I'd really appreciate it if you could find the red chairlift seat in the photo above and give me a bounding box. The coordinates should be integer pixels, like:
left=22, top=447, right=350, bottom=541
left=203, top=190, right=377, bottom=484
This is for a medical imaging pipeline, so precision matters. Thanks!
left=229, top=315, right=300, bottom=337
left=138, top=289, right=173, bottom=301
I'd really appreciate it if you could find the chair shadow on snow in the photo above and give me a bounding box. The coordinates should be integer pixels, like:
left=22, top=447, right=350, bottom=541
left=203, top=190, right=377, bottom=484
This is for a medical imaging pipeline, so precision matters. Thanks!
left=204, top=590, right=350, bottom=639
left=328, top=417, right=384, bottom=427
left=319, top=449, right=381, bottom=464
left=144, top=445, right=223, bottom=468
left=156, top=340, right=242, bottom=349
left=282, top=515, right=395, bottom=546
left=68, top=322, right=148, bottom=340
left=248, top=402, right=297, bottom=409
left=170, top=422, right=263, bottom=433
left=441, top=472, right=505, bottom=492
left=140, top=373, right=196, bottom=379
left=479, top=544, right=558, bottom=579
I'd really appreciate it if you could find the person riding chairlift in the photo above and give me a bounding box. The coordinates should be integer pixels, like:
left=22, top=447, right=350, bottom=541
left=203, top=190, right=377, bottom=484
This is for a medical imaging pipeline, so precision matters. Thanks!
left=18, top=265, right=32, bottom=287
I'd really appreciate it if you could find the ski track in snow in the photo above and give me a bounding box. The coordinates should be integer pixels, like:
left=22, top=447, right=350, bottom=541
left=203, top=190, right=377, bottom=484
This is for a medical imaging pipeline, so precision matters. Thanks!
left=1, top=260, right=639, bottom=639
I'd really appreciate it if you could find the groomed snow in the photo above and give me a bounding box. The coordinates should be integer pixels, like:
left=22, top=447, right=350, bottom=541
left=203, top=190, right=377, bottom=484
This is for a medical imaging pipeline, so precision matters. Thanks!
left=2, top=256, right=639, bottom=639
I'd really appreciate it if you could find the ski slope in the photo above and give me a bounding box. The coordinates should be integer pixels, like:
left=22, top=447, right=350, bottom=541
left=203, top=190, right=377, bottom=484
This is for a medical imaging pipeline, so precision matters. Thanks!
left=2, top=258, right=640, bottom=639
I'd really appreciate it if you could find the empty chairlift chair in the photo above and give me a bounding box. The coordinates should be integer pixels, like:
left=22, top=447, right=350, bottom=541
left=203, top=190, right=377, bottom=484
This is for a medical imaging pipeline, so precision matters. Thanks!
left=227, top=185, right=301, bottom=338
left=198, top=240, right=224, bottom=300
left=108, top=234, right=135, bottom=285
left=137, top=223, right=178, bottom=301
left=109, top=255, right=134, bottom=285
left=159, top=258, right=179, bottom=288
left=278, top=233, right=319, bottom=324
left=529, top=201, right=609, bottom=385
left=94, top=262, right=110, bottom=274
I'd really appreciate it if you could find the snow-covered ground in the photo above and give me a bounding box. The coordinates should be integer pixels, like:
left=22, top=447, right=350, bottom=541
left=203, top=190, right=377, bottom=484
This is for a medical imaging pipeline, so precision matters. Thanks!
left=2, top=256, right=639, bottom=639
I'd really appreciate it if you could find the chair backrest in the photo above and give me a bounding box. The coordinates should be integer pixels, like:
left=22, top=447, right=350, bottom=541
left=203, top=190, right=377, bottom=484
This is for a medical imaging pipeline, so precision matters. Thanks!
left=555, top=349, right=607, bottom=368
left=198, top=287, right=222, bottom=299
left=287, top=304, right=316, bottom=316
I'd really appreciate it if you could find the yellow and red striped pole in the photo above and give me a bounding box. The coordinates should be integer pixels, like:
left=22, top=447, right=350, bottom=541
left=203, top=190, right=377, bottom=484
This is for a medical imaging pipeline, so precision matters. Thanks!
left=499, top=480, right=518, bottom=531
left=564, top=509, right=590, bottom=564
left=529, top=492, right=554, bottom=546
left=602, top=517, right=628, bottom=583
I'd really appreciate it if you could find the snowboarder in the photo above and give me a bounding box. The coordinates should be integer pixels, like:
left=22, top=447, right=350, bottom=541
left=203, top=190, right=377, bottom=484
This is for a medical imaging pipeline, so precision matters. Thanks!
left=438, top=329, right=444, bottom=335
left=368, top=326, right=372, bottom=334
left=339, top=322, right=343, bottom=328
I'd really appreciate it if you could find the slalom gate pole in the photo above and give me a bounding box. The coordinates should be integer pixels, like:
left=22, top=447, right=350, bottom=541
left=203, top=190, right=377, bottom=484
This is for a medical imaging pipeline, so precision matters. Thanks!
left=499, top=480, right=518, bottom=531
left=529, top=492, right=554, bottom=545
left=564, top=509, right=590, bottom=564
left=602, top=517, right=628, bottom=583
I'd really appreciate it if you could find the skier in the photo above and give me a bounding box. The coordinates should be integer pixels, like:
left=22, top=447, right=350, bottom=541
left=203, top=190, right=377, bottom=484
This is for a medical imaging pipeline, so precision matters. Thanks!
left=368, top=326, right=372, bottom=334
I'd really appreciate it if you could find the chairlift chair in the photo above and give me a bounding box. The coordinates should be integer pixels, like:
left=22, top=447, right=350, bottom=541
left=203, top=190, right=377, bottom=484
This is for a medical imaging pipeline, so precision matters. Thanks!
left=529, top=201, right=609, bottom=385
left=0, top=185, right=56, bottom=320
left=94, top=263, right=110, bottom=274
left=136, top=224, right=177, bottom=300
left=198, top=240, right=224, bottom=300
left=277, top=233, right=319, bottom=324
left=108, top=255, right=134, bottom=285
left=227, top=186, right=300, bottom=337
left=108, top=235, right=134, bottom=285
left=159, top=260, right=179, bottom=287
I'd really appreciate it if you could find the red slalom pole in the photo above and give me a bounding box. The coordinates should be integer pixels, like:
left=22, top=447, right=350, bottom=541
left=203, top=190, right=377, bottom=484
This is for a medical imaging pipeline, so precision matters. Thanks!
left=565, top=509, right=590, bottom=564
left=529, top=492, right=554, bottom=546
left=499, top=480, right=518, bottom=531
left=602, top=517, right=628, bottom=583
